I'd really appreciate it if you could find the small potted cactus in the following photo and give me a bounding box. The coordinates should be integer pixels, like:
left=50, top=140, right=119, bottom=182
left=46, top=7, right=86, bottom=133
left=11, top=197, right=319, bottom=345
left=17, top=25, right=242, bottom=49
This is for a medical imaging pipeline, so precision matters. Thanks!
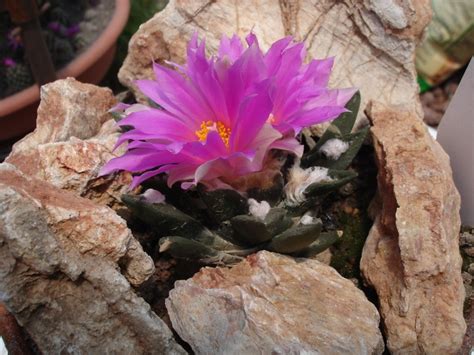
left=101, top=33, right=369, bottom=266
left=0, top=0, right=130, bottom=141
left=0, top=0, right=86, bottom=97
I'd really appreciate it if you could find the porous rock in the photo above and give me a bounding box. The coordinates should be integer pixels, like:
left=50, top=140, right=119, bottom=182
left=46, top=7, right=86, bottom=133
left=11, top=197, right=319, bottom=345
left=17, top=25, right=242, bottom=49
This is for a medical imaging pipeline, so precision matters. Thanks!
left=0, top=164, right=183, bottom=354
left=119, top=0, right=431, bottom=130
left=167, top=251, right=384, bottom=354
left=6, top=78, right=132, bottom=209
left=360, top=102, right=466, bottom=354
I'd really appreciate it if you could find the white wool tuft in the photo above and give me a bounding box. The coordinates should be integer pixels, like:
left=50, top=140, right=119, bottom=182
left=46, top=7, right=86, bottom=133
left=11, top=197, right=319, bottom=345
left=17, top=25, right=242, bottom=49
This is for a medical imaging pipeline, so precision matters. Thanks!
left=319, top=138, right=349, bottom=160
left=284, top=163, right=332, bottom=206
left=142, top=189, right=166, bottom=204
left=299, top=214, right=315, bottom=225
left=248, top=198, right=271, bottom=221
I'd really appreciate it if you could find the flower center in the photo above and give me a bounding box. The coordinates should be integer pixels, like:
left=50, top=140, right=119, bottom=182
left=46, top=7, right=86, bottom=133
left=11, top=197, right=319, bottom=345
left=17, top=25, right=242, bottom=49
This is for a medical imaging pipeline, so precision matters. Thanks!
left=195, top=120, right=231, bottom=147
left=267, top=113, right=276, bottom=124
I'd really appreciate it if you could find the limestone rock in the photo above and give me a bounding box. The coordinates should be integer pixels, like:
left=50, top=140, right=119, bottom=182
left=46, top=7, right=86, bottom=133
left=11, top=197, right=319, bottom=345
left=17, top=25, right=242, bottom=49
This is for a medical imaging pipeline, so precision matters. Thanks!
left=166, top=251, right=384, bottom=354
left=7, top=135, right=131, bottom=210
left=0, top=164, right=182, bottom=354
left=360, top=102, right=466, bottom=354
left=14, top=77, right=116, bottom=150
left=119, top=0, right=431, bottom=130
left=0, top=163, right=153, bottom=287
left=6, top=78, right=131, bottom=209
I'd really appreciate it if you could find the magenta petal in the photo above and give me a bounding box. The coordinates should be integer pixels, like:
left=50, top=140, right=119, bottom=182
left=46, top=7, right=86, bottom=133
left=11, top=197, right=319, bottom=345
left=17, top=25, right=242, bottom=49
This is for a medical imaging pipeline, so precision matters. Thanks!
left=130, top=165, right=174, bottom=189
left=302, top=57, right=334, bottom=87
left=230, top=81, right=273, bottom=150
left=219, top=44, right=266, bottom=122
left=264, top=36, right=293, bottom=75
left=245, top=32, right=259, bottom=47
left=100, top=149, right=182, bottom=175
left=109, top=102, right=131, bottom=113
left=166, top=165, right=198, bottom=187
left=192, top=64, right=230, bottom=125
left=194, top=158, right=230, bottom=183
left=126, top=140, right=183, bottom=154
left=270, top=137, right=304, bottom=157
left=272, top=42, right=305, bottom=86
left=289, top=106, right=348, bottom=131
left=218, top=34, right=244, bottom=63
left=304, top=88, right=358, bottom=109
left=242, top=123, right=282, bottom=171
left=103, top=32, right=358, bottom=189
left=186, top=32, right=209, bottom=74
left=204, top=131, right=228, bottom=156
left=151, top=63, right=215, bottom=121
left=114, top=130, right=177, bottom=150
left=194, top=152, right=253, bottom=183
left=118, top=109, right=196, bottom=142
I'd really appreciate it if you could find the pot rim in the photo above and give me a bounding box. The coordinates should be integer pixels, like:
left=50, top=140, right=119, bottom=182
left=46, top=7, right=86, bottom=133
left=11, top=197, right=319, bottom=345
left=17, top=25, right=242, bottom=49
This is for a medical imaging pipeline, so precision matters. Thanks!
left=0, top=0, right=130, bottom=117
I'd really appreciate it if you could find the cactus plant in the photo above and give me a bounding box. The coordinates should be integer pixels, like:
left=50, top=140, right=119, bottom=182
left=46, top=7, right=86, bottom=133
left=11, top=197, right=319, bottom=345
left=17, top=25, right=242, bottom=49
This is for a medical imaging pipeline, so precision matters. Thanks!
left=0, top=0, right=89, bottom=98
left=5, top=63, right=34, bottom=95
left=121, top=92, right=368, bottom=265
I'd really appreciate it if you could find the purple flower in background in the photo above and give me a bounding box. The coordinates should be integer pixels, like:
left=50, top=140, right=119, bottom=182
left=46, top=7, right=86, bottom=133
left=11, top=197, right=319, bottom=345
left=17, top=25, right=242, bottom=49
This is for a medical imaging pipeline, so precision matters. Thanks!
left=65, top=24, right=80, bottom=38
left=2, top=57, right=16, bottom=68
left=47, top=21, right=62, bottom=33
left=101, top=33, right=355, bottom=190
left=219, top=33, right=357, bottom=135
left=7, top=30, right=22, bottom=51
left=47, top=22, right=80, bottom=38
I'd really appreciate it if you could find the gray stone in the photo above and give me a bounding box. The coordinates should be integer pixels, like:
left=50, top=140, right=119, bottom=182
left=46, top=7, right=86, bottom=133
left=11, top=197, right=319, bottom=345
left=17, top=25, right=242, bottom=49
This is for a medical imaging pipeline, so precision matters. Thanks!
left=0, top=163, right=183, bottom=354
left=167, top=251, right=384, bottom=354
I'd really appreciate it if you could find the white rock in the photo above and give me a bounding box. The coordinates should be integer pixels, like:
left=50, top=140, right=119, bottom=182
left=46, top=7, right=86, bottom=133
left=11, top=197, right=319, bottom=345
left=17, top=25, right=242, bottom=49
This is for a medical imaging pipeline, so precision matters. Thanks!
left=167, top=251, right=384, bottom=354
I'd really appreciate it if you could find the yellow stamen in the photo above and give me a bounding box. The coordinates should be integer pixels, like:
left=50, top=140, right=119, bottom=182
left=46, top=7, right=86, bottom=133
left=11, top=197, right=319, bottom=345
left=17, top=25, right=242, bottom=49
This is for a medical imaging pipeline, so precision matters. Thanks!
left=195, top=120, right=231, bottom=147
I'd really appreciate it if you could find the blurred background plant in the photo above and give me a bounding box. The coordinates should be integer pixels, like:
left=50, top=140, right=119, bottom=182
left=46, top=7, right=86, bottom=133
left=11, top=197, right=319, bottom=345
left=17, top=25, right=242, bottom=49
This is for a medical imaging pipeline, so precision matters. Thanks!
left=0, top=0, right=95, bottom=98
left=0, top=0, right=167, bottom=99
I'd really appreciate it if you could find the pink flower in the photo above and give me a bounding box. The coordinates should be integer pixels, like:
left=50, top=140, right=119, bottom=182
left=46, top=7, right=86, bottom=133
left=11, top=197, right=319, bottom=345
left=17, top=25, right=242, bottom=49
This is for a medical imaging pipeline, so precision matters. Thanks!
left=101, top=33, right=355, bottom=190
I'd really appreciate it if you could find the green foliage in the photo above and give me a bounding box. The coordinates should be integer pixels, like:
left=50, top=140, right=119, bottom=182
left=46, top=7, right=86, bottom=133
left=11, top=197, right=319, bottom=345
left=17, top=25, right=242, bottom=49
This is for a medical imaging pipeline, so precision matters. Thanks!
left=123, top=92, right=370, bottom=265
left=230, top=208, right=293, bottom=246
left=302, top=91, right=366, bottom=169
left=298, top=231, right=340, bottom=258
left=267, top=222, right=322, bottom=253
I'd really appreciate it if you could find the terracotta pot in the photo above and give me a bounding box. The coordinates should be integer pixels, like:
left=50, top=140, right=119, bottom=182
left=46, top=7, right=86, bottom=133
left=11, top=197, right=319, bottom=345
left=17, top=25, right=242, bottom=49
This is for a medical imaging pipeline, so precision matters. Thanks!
left=0, top=0, right=130, bottom=142
left=0, top=303, right=32, bottom=354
